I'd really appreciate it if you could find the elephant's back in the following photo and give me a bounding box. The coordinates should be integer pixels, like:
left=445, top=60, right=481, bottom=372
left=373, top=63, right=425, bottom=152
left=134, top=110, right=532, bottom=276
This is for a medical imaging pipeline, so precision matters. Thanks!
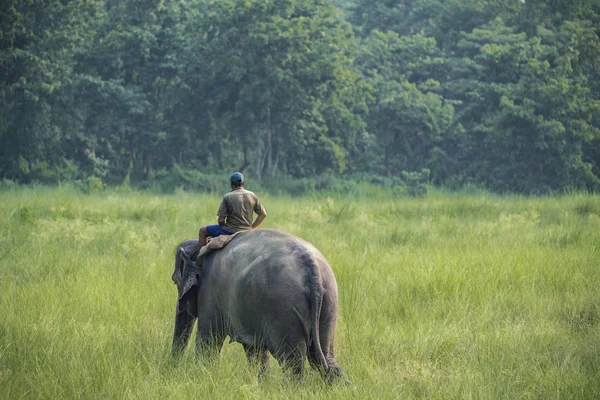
left=224, top=229, right=315, bottom=277
left=215, top=229, right=322, bottom=266
left=203, top=229, right=335, bottom=295
left=207, top=229, right=328, bottom=341
left=233, top=228, right=322, bottom=255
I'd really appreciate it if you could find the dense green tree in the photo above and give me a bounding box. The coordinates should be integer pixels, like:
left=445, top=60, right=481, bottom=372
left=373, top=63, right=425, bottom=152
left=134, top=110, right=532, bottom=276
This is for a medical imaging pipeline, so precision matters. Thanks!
left=349, top=0, right=600, bottom=192
left=440, top=18, right=600, bottom=192
left=350, top=0, right=522, bottom=44
left=0, top=0, right=598, bottom=193
left=0, top=0, right=100, bottom=181
left=187, top=0, right=366, bottom=180
left=355, top=30, right=457, bottom=182
left=71, top=0, right=192, bottom=181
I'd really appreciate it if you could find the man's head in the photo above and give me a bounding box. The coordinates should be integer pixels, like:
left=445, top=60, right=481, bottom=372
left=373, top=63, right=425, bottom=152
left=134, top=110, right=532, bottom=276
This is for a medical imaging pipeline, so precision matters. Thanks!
left=230, top=172, right=244, bottom=188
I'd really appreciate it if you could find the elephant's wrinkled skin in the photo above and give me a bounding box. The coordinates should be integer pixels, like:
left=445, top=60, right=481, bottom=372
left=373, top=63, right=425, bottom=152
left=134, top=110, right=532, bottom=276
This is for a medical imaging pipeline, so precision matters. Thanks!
left=171, top=229, right=347, bottom=382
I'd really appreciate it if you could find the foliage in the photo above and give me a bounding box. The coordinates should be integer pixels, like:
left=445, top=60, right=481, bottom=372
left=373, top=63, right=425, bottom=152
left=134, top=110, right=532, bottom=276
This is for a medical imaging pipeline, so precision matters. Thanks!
left=142, top=165, right=231, bottom=193
left=185, top=0, right=366, bottom=180
left=350, top=0, right=600, bottom=193
left=1, top=0, right=599, bottom=194
left=402, top=168, right=430, bottom=197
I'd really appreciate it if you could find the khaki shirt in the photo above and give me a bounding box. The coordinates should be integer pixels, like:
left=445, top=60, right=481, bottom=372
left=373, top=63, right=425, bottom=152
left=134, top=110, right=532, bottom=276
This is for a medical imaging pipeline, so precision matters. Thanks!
left=217, top=187, right=266, bottom=233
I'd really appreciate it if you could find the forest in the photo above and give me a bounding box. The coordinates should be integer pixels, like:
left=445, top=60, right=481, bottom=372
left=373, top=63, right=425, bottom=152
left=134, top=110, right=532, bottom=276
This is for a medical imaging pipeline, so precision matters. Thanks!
left=2, top=0, right=600, bottom=194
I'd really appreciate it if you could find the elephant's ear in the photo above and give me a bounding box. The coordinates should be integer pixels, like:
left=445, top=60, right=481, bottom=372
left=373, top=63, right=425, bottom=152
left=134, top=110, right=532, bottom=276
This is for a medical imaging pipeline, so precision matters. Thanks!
left=178, top=248, right=201, bottom=315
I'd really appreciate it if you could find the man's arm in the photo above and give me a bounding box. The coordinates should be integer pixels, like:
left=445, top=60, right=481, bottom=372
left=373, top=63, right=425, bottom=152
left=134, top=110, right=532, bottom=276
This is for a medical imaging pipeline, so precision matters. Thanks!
left=217, top=197, right=228, bottom=226
left=252, top=195, right=266, bottom=229
left=252, top=213, right=266, bottom=229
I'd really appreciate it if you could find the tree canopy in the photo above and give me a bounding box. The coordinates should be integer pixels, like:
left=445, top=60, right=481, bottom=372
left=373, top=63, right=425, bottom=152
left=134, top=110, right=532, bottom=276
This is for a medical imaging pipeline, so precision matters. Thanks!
left=1, top=0, right=599, bottom=194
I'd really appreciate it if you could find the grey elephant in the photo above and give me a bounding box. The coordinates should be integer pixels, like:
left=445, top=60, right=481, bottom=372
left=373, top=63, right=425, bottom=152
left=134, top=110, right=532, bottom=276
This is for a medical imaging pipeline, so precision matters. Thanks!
left=171, top=229, right=348, bottom=383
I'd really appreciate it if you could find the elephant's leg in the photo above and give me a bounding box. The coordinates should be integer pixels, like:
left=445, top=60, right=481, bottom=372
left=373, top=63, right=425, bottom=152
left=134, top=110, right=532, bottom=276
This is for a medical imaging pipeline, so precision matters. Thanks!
left=311, top=340, right=344, bottom=383
left=273, top=341, right=306, bottom=380
left=172, top=311, right=197, bottom=356
left=324, top=357, right=346, bottom=384
left=317, top=298, right=351, bottom=385
left=195, top=331, right=224, bottom=362
left=321, top=340, right=350, bottom=384
left=243, top=344, right=270, bottom=380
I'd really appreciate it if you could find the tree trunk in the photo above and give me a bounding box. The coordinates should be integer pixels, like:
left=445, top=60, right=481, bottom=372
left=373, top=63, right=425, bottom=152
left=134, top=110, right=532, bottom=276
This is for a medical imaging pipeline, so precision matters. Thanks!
left=143, top=151, right=152, bottom=178
left=256, top=128, right=264, bottom=181
left=15, top=152, right=21, bottom=181
left=272, top=152, right=279, bottom=177
left=238, top=147, right=250, bottom=173
left=266, top=106, right=273, bottom=179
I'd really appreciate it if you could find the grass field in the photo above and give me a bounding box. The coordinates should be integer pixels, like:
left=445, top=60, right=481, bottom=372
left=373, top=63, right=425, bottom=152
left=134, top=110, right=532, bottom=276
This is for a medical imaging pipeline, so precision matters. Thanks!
left=1, top=186, right=599, bottom=399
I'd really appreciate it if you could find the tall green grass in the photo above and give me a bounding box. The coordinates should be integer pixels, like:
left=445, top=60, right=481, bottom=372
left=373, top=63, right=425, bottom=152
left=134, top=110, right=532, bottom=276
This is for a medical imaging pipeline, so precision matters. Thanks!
left=1, top=186, right=599, bottom=398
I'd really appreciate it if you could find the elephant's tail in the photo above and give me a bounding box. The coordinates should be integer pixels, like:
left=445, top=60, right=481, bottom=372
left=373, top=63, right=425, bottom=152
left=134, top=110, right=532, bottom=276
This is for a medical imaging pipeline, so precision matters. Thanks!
left=305, top=254, right=329, bottom=371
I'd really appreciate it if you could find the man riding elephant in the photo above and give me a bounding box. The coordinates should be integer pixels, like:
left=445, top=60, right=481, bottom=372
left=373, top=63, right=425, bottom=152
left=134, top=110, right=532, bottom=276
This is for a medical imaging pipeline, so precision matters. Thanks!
left=174, top=173, right=349, bottom=383
left=198, top=172, right=267, bottom=261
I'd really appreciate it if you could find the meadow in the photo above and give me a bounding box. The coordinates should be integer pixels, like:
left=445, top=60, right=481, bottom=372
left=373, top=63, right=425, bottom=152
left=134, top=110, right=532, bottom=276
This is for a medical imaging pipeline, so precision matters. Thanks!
left=1, top=186, right=599, bottom=399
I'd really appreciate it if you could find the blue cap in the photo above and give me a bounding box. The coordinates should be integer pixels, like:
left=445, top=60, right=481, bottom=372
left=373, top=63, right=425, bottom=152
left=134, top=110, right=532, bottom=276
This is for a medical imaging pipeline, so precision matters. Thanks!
left=230, top=172, right=244, bottom=185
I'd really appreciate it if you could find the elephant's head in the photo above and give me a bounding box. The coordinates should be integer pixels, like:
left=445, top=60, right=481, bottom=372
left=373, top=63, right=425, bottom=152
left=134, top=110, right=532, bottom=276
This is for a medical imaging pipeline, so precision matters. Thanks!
left=172, top=247, right=201, bottom=317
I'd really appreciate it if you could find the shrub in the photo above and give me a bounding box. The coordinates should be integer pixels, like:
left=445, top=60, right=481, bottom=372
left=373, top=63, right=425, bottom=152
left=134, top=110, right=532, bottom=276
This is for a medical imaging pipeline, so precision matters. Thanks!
left=0, top=179, right=17, bottom=191
left=265, top=178, right=315, bottom=196
left=116, top=173, right=132, bottom=193
left=402, top=169, right=430, bottom=197
left=143, top=166, right=229, bottom=193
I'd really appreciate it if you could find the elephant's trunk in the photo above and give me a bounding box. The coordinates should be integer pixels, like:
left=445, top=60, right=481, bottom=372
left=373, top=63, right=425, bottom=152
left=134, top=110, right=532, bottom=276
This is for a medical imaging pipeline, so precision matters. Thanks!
left=172, top=303, right=197, bottom=356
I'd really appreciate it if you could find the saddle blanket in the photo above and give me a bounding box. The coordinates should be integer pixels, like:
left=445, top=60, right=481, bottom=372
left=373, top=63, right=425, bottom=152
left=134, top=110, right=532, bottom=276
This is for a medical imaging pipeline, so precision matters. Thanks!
left=198, top=230, right=247, bottom=257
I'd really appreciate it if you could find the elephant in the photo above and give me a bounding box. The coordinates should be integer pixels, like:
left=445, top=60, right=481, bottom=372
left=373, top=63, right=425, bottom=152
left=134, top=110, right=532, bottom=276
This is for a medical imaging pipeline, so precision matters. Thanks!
left=171, top=228, right=348, bottom=383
